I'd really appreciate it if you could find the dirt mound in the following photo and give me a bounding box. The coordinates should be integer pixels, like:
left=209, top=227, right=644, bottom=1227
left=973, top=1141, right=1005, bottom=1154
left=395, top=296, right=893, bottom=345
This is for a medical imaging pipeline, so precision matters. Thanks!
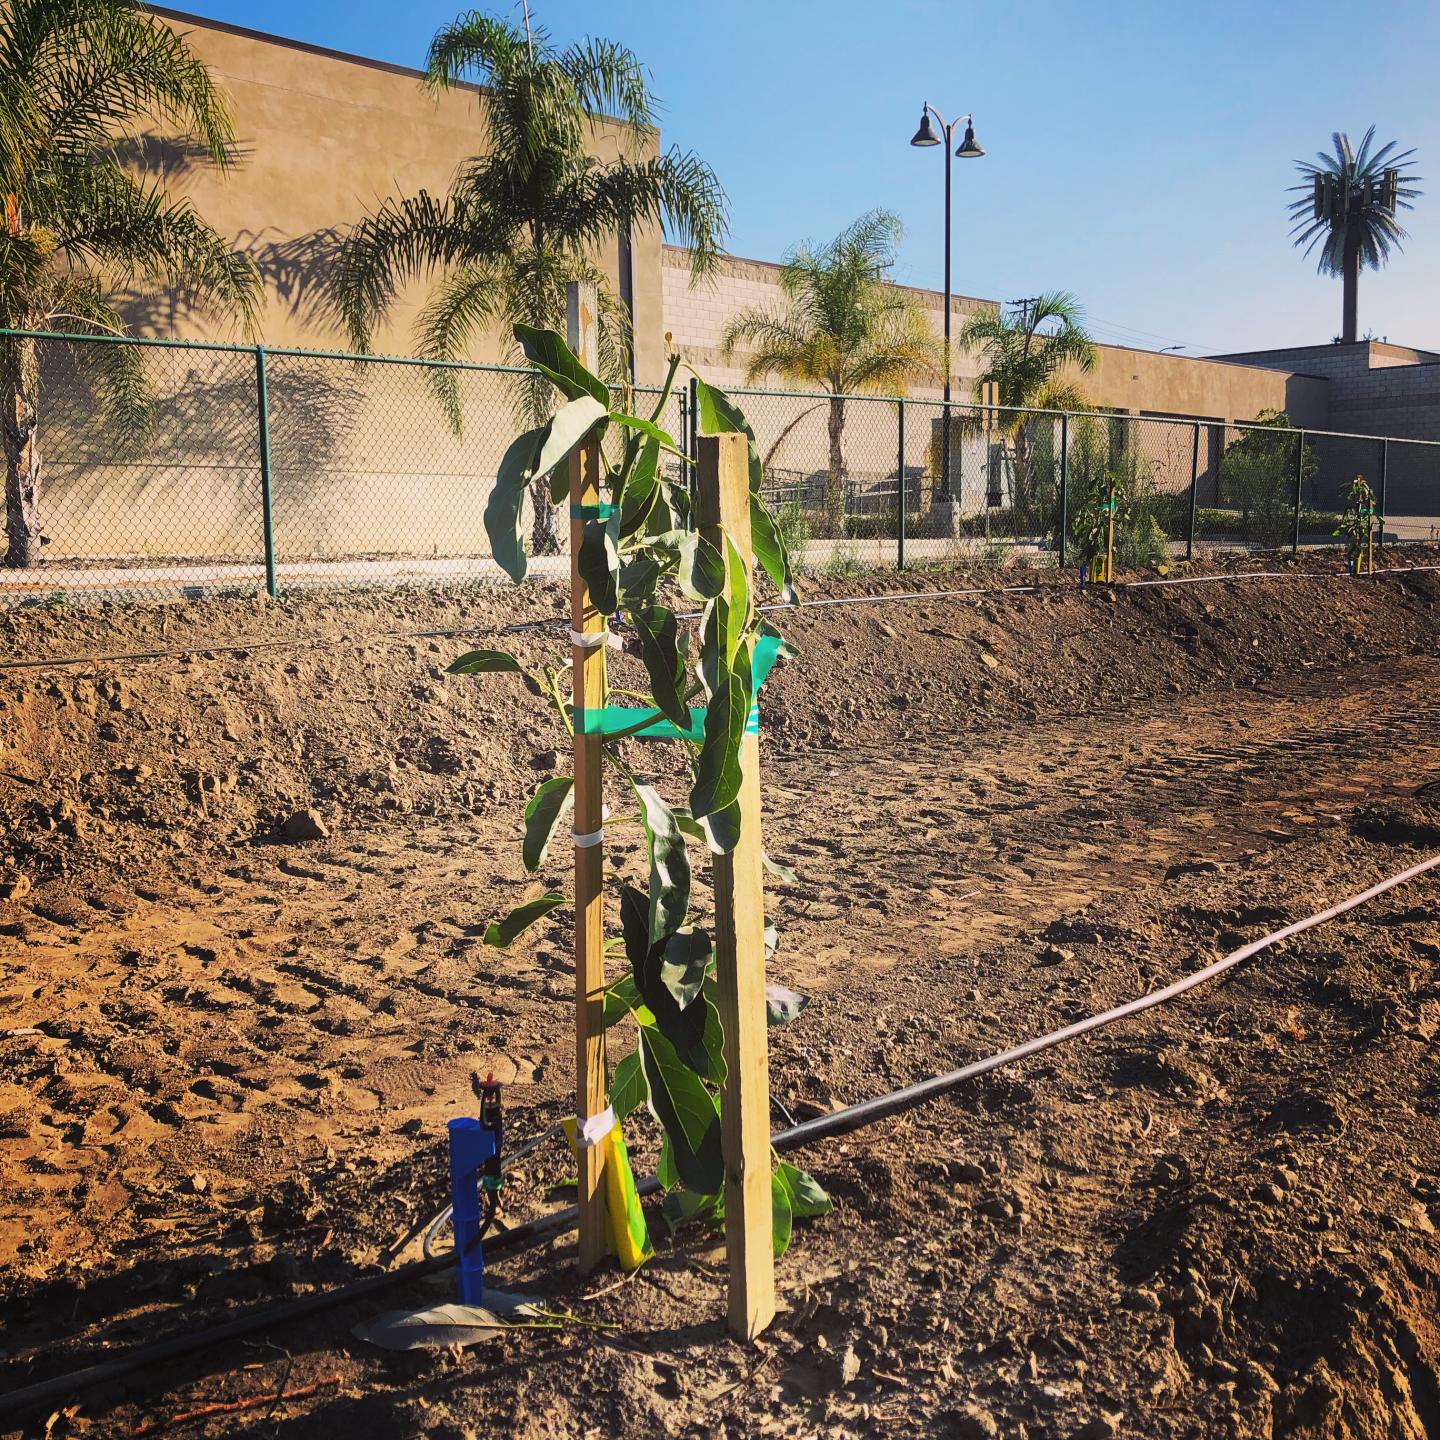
left=2, top=558, right=1438, bottom=901
left=2, top=555, right=1440, bottom=1437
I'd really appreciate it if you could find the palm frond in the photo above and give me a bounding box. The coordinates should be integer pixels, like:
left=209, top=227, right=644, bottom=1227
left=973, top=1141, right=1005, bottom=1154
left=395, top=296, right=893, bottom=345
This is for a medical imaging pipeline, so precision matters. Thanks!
left=722, top=209, right=935, bottom=395
left=45, top=163, right=259, bottom=332
left=560, top=37, right=655, bottom=136
left=573, top=148, right=727, bottom=279
left=333, top=190, right=490, bottom=349
left=26, top=0, right=240, bottom=174
left=412, top=260, right=503, bottom=435
left=48, top=274, right=151, bottom=441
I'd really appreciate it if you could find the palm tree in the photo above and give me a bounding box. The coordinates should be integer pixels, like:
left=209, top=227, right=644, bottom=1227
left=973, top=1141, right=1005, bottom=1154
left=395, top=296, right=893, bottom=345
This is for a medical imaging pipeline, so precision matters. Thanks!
left=0, top=0, right=261, bottom=569
left=958, top=292, right=1095, bottom=526
left=1288, top=128, right=1421, bottom=344
left=333, top=7, right=727, bottom=556
left=721, top=209, right=938, bottom=535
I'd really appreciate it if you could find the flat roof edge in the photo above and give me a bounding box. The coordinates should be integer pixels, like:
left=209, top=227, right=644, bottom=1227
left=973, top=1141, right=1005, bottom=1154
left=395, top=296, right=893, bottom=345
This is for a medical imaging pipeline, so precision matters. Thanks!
left=150, top=5, right=651, bottom=131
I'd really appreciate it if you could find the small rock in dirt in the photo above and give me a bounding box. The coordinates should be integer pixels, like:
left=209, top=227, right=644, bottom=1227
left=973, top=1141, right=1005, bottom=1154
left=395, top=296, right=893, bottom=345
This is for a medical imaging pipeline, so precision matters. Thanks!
left=840, top=1344, right=861, bottom=1386
left=1240, top=1360, right=1279, bottom=1396
left=1252, top=1181, right=1287, bottom=1206
left=1073, top=1417, right=1118, bottom=1440
left=947, top=1160, right=987, bottom=1184
left=0, top=873, right=31, bottom=901
left=281, top=809, right=330, bottom=842
left=1037, top=944, right=1073, bottom=967
left=1178, top=1301, right=1223, bottom=1342
left=948, top=1405, right=999, bottom=1440
left=184, top=1172, right=210, bottom=1195
left=1123, top=1287, right=1161, bottom=1313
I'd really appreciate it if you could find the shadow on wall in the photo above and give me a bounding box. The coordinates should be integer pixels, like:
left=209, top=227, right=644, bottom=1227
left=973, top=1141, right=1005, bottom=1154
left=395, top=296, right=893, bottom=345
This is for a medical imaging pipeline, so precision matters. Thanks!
left=34, top=339, right=366, bottom=561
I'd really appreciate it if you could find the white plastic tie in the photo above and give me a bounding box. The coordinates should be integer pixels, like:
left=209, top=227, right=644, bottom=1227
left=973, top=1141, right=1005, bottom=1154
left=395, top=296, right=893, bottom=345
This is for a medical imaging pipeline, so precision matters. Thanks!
left=577, top=1106, right=616, bottom=1148
left=569, top=628, right=621, bottom=650
left=572, top=804, right=610, bottom=849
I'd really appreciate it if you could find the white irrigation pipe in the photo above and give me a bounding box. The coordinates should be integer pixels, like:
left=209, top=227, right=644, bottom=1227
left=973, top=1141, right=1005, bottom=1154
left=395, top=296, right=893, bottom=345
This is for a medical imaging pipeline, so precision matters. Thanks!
left=8, top=565, right=1439, bottom=673
left=1124, top=563, right=1440, bottom=590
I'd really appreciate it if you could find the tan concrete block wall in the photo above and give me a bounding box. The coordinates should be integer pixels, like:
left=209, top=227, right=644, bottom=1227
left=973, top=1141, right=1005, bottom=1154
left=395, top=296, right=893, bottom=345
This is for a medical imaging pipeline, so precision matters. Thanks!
left=662, top=246, right=995, bottom=400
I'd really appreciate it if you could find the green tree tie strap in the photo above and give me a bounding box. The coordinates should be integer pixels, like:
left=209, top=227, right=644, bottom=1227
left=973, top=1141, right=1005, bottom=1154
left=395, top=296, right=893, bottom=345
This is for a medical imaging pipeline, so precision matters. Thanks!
left=573, top=632, right=780, bottom=740
left=570, top=502, right=618, bottom=520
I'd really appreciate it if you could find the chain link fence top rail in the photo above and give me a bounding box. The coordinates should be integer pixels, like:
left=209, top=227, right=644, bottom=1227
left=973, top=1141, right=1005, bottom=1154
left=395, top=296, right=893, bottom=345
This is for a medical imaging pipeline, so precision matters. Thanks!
left=3, top=328, right=1439, bottom=608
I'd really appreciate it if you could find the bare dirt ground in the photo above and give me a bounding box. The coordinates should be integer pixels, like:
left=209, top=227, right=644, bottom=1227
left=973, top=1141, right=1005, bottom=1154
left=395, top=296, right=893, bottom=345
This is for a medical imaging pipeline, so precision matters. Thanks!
left=2, top=552, right=1440, bottom=1438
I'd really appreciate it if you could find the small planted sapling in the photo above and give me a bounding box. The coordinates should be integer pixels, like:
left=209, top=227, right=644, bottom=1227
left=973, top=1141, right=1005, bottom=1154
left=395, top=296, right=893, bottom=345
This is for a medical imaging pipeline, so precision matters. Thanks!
left=450, top=321, right=831, bottom=1258
left=1336, top=473, right=1378, bottom=574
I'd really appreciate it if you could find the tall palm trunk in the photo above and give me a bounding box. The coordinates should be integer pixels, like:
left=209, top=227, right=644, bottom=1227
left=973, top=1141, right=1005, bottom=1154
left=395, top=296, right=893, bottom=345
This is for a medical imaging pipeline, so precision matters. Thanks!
left=1341, top=228, right=1360, bottom=343
left=824, top=394, right=846, bottom=538
left=517, top=366, right=562, bottom=557
left=530, top=477, right=561, bottom=555
left=1011, top=420, right=1033, bottom=525
left=2, top=339, right=41, bottom=570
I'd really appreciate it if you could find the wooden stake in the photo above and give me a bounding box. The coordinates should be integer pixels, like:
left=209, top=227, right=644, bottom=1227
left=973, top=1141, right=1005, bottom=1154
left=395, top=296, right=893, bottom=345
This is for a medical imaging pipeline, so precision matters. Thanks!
left=1105, top=480, right=1116, bottom=584
left=697, top=432, right=776, bottom=1341
left=568, top=281, right=608, bottom=1275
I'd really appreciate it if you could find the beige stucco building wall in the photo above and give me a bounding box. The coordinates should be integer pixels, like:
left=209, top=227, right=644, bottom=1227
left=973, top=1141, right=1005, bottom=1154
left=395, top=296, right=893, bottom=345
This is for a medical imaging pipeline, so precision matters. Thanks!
left=32, top=8, right=678, bottom=566
left=1070, top=345, right=1328, bottom=428
left=141, top=7, right=664, bottom=380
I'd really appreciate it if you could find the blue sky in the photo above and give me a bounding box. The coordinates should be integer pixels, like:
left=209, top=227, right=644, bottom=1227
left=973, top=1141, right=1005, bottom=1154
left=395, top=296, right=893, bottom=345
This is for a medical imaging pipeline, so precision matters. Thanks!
left=181, top=0, right=1439, bottom=355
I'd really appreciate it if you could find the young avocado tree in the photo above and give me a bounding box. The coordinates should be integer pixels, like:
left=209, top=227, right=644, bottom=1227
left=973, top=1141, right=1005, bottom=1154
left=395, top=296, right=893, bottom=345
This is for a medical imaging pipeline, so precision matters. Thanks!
left=450, top=321, right=831, bottom=1258
left=1336, top=473, right=1378, bottom=572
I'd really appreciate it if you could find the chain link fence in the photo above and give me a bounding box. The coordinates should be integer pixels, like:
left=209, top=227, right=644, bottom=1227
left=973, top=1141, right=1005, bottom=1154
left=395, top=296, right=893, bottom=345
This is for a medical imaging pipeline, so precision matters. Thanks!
left=3, top=329, right=1438, bottom=607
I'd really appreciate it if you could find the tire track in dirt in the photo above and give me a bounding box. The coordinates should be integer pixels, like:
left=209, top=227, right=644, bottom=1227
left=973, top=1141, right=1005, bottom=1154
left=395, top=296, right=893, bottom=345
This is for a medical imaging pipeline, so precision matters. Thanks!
left=765, top=656, right=1440, bottom=994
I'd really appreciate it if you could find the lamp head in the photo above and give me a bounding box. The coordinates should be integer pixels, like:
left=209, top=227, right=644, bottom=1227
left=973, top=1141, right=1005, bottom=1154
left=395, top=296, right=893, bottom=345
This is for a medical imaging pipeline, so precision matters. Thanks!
left=955, top=120, right=985, bottom=158
left=910, top=110, right=941, bottom=147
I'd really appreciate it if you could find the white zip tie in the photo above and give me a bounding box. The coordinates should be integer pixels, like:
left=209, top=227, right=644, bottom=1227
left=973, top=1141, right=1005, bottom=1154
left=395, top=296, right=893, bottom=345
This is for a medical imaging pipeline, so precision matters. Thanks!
left=569, top=628, right=622, bottom=650
left=573, top=805, right=610, bottom=848
left=577, top=1106, right=616, bottom=1148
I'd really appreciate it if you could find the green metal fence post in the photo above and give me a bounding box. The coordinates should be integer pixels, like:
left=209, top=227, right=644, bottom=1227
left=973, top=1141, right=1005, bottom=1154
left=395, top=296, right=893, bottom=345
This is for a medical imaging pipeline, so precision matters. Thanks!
left=1379, top=438, right=1389, bottom=549
left=678, top=385, right=689, bottom=496
left=1187, top=422, right=1201, bottom=561
left=896, top=398, right=906, bottom=570
left=688, top=376, right=699, bottom=525
left=1292, top=429, right=1305, bottom=555
left=1058, top=412, right=1069, bottom=569
left=255, top=345, right=277, bottom=599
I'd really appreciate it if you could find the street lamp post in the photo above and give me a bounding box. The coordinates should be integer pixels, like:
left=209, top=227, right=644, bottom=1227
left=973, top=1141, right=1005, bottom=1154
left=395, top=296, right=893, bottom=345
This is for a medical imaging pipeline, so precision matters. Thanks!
left=910, top=104, right=984, bottom=504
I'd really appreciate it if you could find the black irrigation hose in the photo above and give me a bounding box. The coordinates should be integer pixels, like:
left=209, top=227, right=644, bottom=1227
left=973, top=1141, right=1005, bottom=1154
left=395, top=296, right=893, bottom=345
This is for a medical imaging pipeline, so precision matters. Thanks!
left=4, top=851, right=1438, bottom=1419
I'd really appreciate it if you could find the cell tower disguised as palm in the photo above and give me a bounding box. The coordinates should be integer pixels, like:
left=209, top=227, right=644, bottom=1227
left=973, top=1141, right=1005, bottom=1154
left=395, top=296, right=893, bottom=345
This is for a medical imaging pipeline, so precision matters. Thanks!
left=1288, top=127, right=1421, bottom=343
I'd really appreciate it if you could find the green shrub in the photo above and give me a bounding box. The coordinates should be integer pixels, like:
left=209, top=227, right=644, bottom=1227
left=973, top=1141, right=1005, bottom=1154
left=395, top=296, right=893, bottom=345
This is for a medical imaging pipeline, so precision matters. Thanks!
left=1117, top=512, right=1169, bottom=568
left=843, top=507, right=898, bottom=539
left=776, top=500, right=812, bottom=557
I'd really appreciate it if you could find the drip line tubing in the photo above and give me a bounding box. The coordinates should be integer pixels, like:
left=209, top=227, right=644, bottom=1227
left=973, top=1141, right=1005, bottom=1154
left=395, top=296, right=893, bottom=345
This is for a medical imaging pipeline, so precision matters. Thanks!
left=4, top=564, right=1439, bottom=675
left=3, top=851, right=1437, bottom=1417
